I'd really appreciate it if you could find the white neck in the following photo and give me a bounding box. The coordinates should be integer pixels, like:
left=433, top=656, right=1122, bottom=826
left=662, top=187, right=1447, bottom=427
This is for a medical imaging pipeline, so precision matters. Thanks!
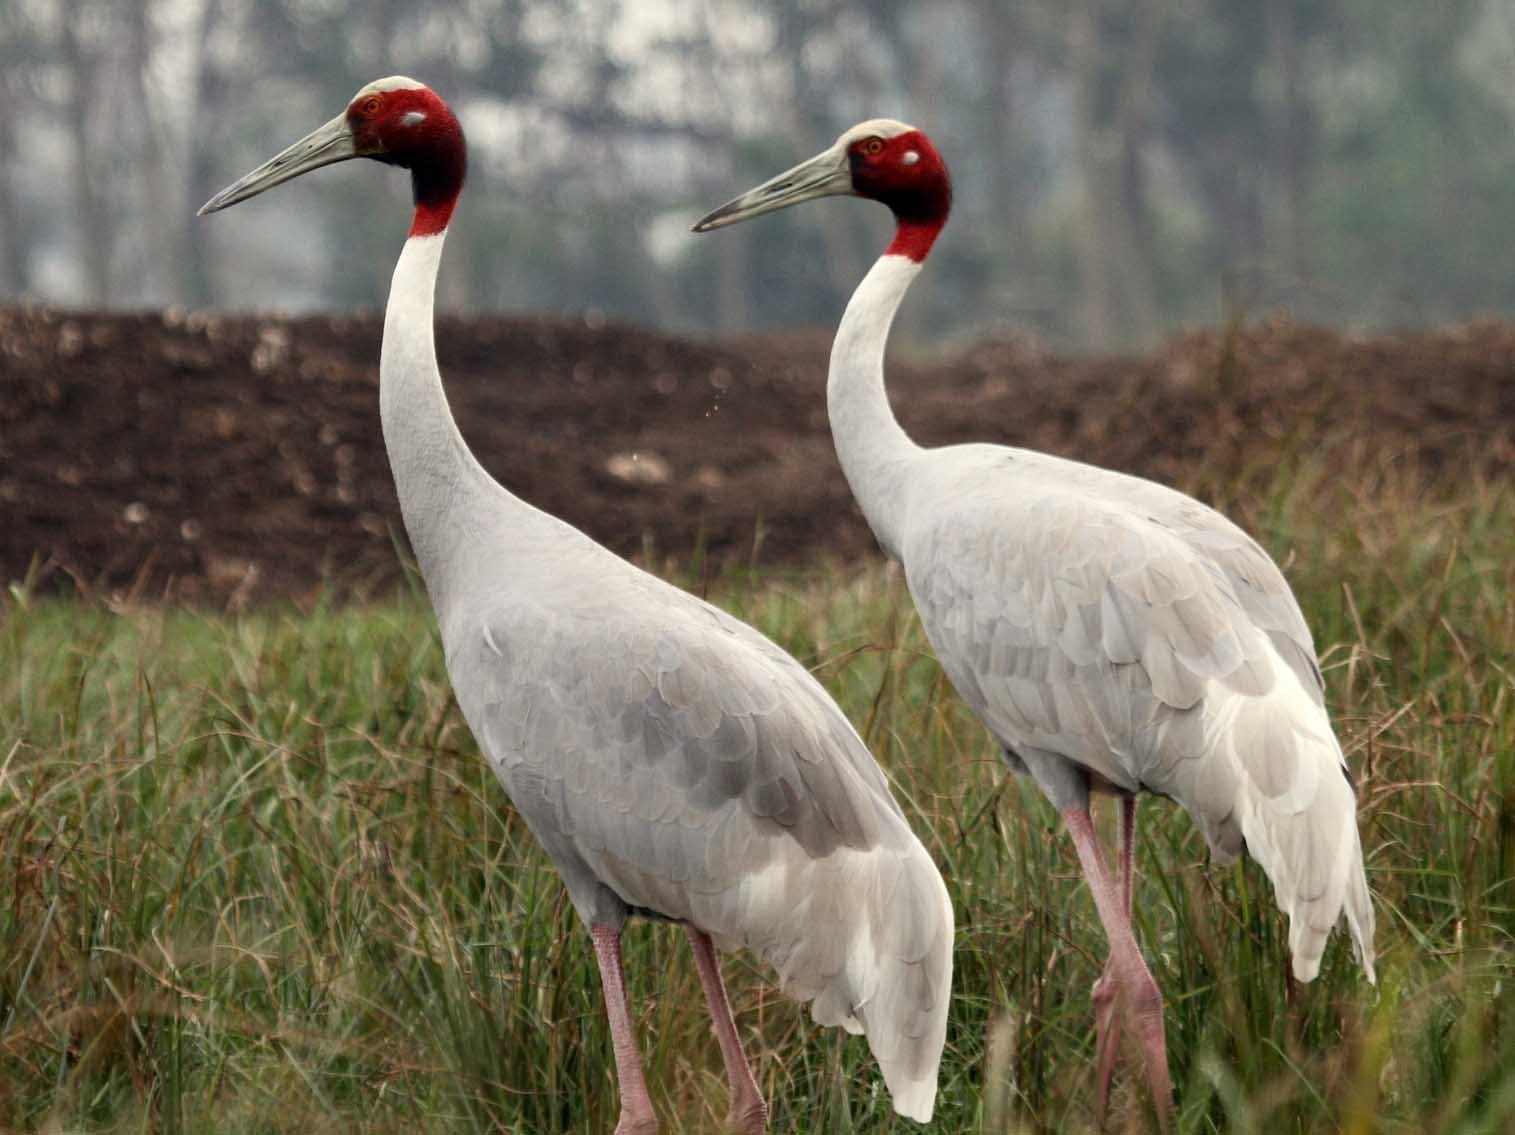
left=827, top=254, right=924, bottom=556
left=380, top=231, right=507, bottom=610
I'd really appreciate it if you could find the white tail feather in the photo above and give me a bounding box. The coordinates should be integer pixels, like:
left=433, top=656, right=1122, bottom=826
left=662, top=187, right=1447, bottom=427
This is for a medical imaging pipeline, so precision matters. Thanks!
left=710, top=832, right=953, bottom=1121
left=1208, top=644, right=1376, bottom=983
left=845, top=850, right=954, bottom=1121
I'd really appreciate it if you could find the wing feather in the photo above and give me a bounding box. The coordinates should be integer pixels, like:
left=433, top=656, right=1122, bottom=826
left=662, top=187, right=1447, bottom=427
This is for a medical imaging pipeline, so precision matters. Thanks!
left=448, top=576, right=916, bottom=910
left=898, top=448, right=1372, bottom=981
left=904, top=474, right=1285, bottom=793
left=443, top=564, right=952, bottom=1115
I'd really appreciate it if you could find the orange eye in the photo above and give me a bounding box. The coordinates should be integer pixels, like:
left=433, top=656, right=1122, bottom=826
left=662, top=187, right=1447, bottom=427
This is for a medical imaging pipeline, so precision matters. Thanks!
left=362, top=96, right=382, bottom=116
left=862, top=137, right=886, bottom=156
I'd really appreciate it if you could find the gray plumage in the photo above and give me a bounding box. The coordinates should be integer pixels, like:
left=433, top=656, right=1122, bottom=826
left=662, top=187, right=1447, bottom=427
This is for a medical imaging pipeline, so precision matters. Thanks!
left=828, top=253, right=1375, bottom=984
left=899, top=444, right=1374, bottom=980
left=445, top=542, right=951, bottom=1089
left=200, top=84, right=956, bottom=1129
left=690, top=119, right=1376, bottom=1124
left=388, top=236, right=953, bottom=1118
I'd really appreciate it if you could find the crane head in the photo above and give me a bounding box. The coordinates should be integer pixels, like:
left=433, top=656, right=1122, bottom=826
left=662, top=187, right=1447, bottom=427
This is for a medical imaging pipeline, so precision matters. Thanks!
left=692, top=119, right=951, bottom=258
left=198, top=77, right=466, bottom=233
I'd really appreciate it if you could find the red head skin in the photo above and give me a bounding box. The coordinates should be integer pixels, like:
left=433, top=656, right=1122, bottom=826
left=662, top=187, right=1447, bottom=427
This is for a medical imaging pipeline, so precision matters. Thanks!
left=845, top=130, right=952, bottom=262
left=347, top=87, right=468, bottom=237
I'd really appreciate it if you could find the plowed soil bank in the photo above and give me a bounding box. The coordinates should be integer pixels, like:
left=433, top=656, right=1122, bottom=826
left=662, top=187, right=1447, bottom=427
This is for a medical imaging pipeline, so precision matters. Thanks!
left=2, top=306, right=1510, bottom=605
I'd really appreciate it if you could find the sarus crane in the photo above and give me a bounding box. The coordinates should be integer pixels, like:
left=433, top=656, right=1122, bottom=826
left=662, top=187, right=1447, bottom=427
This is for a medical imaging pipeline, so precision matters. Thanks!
left=694, top=119, right=1376, bottom=1126
left=199, top=82, right=953, bottom=1135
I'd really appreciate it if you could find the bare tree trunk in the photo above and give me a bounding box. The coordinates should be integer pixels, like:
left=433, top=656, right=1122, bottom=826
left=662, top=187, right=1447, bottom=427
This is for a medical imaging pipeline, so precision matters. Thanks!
left=1069, top=0, right=1161, bottom=349
left=1068, top=0, right=1119, bottom=348
left=61, top=0, right=112, bottom=303
left=682, top=4, right=754, bottom=332
left=121, top=0, right=170, bottom=303
left=175, top=0, right=227, bottom=306
left=712, top=228, right=751, bottom=332
left=980, top=0, right=1023, bottom=269
left=0, top=74, right=26, bottom=293
left=1266, top=0, right=1309, bottom=289
left=0, top=7, right=24, bottom=292
left=1113, top=0, right=1162, bottom=343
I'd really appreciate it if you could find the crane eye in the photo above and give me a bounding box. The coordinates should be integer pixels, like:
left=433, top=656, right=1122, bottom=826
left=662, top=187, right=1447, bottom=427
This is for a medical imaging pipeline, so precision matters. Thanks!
left=862, top=137, right=886, bottom=156
left=361, top=96, right=382, bottom=117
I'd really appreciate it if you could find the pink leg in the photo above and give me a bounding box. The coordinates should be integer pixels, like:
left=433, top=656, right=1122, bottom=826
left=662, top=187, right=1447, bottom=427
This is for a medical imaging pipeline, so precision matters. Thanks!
left=686, top=926, right=768, bottom=1134
left=590, top=924, right=659, bottom=1135
left=1092, top=796, right=1137, bottom=1126
left=1117, top=796, right=1136, bottom=916
left=1064, top=806, right=1172, bottom=1132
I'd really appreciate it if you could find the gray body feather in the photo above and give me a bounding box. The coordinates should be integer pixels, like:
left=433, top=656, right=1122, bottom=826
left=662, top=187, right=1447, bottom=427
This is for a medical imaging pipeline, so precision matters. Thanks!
left=895, top=443, right=1374, bottom=982
left=380, top=234, right=952, bottom=1119
left=440, top=517, right=952, bottom=1112
left=826, top=253, right=1374, bottom=985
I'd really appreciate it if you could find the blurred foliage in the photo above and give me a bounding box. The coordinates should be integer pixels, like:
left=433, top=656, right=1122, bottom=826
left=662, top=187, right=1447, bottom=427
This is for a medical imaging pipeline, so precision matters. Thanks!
left=2, top=0, right=1515, bottom=349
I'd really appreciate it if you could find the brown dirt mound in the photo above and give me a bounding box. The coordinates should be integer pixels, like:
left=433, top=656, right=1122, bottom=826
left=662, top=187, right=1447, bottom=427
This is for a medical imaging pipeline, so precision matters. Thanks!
left=1, top=306, right=1510, bottom=605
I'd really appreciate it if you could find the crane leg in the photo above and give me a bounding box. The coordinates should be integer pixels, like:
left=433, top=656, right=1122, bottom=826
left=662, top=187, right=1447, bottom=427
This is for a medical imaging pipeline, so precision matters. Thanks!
left=1091, top=796, right=1137, bottom=1127
left=686, top=926, right=768, bottom=1134
left=1063, top=805, right=1172, bottom=1132
left=590, top=924, right=660, bottom=1135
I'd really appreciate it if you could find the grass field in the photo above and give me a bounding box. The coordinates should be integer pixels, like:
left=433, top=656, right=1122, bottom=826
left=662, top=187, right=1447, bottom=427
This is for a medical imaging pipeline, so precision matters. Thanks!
left=2, top=450, right=1512, bottom=1134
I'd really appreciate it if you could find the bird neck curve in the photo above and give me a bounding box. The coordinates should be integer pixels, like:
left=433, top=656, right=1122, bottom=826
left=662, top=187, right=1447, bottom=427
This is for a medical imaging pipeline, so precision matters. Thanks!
left=406, top=149, right=465, bottom=237
left=884, top=217, right=947, bottom=263
left=380, top=228, right=506, bottom=610
left=827, top=252, right=925, bottom=557
left=409, top=178, right=461, bottom=237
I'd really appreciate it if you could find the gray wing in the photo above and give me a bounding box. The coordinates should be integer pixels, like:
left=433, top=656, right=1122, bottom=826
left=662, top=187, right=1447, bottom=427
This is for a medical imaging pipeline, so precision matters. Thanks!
left=442, top=576, right=906, bottom=927
left=1105, top=472, right=1326, bottom=703
left=902, top=478, right=1286, bottom=802
left=441, top=573, right=956, bottom=1101
left=902, top=454, right=1372, bottom=981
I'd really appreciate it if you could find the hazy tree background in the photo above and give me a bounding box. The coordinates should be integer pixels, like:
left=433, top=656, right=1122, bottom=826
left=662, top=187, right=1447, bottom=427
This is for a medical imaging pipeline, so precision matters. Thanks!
left=4, top=0, right=1515, bottom=350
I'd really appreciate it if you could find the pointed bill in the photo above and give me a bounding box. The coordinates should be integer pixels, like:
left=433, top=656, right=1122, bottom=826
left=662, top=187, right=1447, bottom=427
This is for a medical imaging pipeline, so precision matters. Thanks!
left=198, top=113, right=358, bottom=216
left=692, top=143, right=853, bottom=232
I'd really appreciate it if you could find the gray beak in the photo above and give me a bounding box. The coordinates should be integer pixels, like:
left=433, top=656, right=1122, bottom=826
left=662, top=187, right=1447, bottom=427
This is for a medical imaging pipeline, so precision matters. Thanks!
left=198, top=113, right=358, bottom=216
left=692, top=143, right=853, bottom=232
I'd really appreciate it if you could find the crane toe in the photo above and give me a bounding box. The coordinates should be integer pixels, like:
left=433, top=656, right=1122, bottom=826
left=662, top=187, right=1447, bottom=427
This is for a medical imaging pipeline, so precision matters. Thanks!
left=1121, top=967, right=1172, bottom=1133
left=1091, top=966, right=1122, bottom=1125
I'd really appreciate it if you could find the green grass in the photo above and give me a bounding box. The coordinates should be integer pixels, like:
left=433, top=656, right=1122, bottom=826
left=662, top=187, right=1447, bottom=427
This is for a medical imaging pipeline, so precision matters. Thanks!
left=1, top=456, right=1511, bottom=1134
